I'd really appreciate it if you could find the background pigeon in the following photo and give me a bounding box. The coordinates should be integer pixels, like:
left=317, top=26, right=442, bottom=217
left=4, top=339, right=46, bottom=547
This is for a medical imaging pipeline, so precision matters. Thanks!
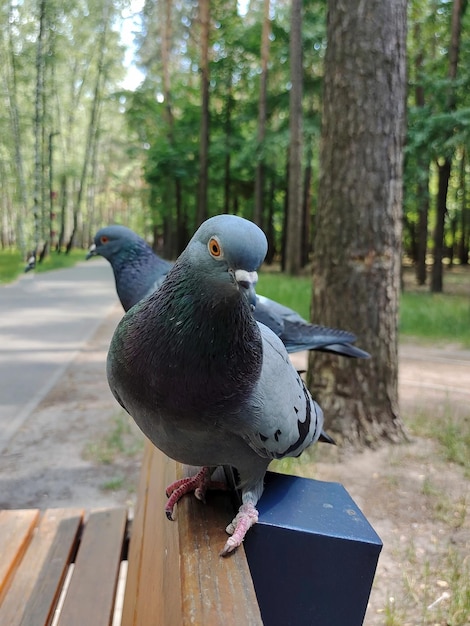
left=88, top=224, right=369, bottom=359
left=107, top=214, right=331, bottom=555
left=86, top=225, right=173, bottom=312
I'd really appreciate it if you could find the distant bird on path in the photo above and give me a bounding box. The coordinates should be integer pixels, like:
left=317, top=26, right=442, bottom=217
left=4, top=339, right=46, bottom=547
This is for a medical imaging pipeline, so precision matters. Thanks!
left=87, top=224, right=369, bottom=359
left=107, top=214, right=333, bottom=555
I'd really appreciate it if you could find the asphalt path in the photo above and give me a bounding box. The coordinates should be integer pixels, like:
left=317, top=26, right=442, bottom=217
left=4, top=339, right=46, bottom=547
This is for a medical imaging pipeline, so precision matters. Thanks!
left=0, top=259, right=119, bottom=454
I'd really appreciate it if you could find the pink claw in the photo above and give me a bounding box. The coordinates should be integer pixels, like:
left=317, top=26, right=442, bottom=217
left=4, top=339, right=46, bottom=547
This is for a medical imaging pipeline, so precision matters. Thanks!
left=165, top=467, right=226, bottom=520
left=220, top=503, right=259, bottom=556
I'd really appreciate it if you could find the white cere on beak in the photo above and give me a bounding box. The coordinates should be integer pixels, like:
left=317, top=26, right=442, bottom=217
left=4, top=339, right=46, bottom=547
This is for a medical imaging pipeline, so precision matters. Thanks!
left=234, top=269, right=258, bottom=288
left=234, top=269, right=258, bottom=308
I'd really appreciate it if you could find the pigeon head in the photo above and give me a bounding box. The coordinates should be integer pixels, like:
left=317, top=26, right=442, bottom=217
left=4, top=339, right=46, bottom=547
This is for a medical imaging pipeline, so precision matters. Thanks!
left=183, top=215, right=268, bottom=308
left=86, top=225, right=143, bottom=261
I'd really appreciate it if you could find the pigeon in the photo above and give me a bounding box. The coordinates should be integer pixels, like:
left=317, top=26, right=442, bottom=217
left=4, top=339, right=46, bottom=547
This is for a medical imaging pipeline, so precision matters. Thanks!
left=88, top=224, right=369, bottom=359
left=107, top=214, right=332, bottom=555
left=86, top=225, right=173, bottom=312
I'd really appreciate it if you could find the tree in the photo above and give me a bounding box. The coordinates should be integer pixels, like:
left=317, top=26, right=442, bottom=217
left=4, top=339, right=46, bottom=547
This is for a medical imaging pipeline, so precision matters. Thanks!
left=284, top=0, right=303, bottom=275
left=196, top=0, right=210, bottom=226
left=253, top=0, right=271, bottom=228
left=431, top=0, right=466, bottom=292
left=307, top=0, right=408, bottom=447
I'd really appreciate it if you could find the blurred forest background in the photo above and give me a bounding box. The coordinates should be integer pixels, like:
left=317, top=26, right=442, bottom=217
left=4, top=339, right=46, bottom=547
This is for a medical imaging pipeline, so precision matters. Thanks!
left=1, top=0, right=469, bottom=292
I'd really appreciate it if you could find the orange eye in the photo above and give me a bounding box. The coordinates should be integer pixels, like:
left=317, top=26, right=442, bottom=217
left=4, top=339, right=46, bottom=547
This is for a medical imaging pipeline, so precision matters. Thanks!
left=208, top=237, right=222, bottom=258
left=100, top=236, right=109, bottom=244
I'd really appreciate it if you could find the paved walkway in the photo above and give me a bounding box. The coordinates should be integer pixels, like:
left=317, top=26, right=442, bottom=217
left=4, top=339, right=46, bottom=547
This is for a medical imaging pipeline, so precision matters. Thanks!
left=0, top=259, right=119, bottom=454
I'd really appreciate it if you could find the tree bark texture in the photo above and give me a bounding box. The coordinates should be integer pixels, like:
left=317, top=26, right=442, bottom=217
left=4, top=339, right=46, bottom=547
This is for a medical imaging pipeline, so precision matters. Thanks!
left=431, top=0, right=465, bottom=292
left=196, top=0, right=210, bottom=227
left=308, top=0, right=408, bottom=447
left=254, top=0, right=270, bottom=228
left=285, top=0, right=303, bottom=275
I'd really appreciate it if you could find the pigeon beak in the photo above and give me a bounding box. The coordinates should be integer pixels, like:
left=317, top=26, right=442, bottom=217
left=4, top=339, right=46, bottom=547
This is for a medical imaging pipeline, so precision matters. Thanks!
left=86, top=243, right=97, bottom=260
left=234, top=269, right=258, bottom=309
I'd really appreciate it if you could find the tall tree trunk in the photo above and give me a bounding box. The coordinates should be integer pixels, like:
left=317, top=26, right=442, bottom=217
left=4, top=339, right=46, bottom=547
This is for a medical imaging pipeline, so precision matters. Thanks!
left=284, top=0, right=303, bottom=275
left=431, top=0, right=465, bottom=292
left=254, top=0, right=270, bottom=228
left=66, top=7, right=109, bottom=252
left=458, top=149, right=469, bottom=264
left=301, top=136, right=313, bottom=266
left=308, top=0, right=408, bottom=447
left=160, top=0, right=186, bottom=254
left=196, top=0, right=210, bottom=226
left=413, top=22, right=430, bottom=286
left=431, top=158, right=451, bottom=292
left=5, top=4, right=29, bottom=255
left=223, top=85, right=232, bottom=216
left=33, top=0, right=47, bottom=259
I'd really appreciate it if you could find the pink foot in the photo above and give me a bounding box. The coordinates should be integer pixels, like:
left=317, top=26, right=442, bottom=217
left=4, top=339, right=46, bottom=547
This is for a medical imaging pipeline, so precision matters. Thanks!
left=165, top=467, right=227, bottom=520
left=220, top=503, right=259, bottom=556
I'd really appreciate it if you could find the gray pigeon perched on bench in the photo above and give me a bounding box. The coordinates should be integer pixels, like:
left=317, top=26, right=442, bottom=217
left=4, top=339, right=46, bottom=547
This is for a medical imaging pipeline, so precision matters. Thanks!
left=88, top=224, right=369, bottom=359
left=107, top=214, right=332, bottom=555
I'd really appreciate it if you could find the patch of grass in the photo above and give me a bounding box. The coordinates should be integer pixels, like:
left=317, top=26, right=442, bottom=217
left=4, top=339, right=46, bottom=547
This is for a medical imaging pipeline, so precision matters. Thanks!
left=445, top=549, right=470, bottom=626
left=0, top=247, right=86, bottom=285
left=256, top=271, right=311, bottom=321
left=408, top=403, right=470, bottom=477
left=257, top=269, right=470, bottom=347
left=0, top=249, right=24, bottom=285
left=383, top=594, right=406, bottom=626
left=389, top=540, right=470, bottom=626
left=400, top=292, right=470, bottom=347
left=33, top=249, right=86, bottom=273
left=83, top=413, right=144, bottom=465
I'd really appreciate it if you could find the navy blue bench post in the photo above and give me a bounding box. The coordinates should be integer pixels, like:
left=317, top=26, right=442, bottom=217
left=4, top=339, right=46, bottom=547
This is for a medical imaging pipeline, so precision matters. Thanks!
left=122, top=444, right=381, bottom=625
left=244, top=472, right=382, bottom=626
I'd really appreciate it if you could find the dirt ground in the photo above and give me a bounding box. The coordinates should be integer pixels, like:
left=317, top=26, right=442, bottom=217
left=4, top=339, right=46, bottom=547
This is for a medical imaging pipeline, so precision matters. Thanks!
left=1, top=304, right=469, bottom=626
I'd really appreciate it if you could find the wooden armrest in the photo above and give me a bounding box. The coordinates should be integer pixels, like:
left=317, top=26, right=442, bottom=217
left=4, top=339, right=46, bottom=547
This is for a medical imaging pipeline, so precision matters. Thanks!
left=122, top=441, right=262, bottom=625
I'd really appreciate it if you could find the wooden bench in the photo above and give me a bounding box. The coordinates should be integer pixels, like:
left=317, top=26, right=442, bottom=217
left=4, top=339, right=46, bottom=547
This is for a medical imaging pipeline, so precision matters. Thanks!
left=0, top=442, right=262, bottom=626
left=0, top=441, right=381, bottom=625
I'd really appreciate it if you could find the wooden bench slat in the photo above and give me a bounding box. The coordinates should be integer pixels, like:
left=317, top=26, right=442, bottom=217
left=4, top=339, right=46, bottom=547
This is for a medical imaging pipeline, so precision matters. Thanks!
left=0, top=508, right=83, bottom=626
left=122, top=442, right=263, bottom=626
left=0, top=509, right=40, bottom=604
left=56, top=507, right=127, bottom=626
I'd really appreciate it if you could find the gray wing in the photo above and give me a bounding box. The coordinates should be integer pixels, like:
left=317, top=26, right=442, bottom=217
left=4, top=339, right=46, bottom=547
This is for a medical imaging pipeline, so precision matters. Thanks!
left=254, top=294, right=370, bottom=358
left=242, top=323, right=324, bottom=461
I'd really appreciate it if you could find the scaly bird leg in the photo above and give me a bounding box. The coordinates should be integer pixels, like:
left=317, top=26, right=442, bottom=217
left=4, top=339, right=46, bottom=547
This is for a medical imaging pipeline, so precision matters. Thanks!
left=165, top=466, right=227, bottom=520
left=220, top=503, right=259, bottom=557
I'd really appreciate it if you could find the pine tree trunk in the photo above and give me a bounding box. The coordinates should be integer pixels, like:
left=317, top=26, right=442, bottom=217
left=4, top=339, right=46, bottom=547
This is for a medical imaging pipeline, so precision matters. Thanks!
left=430, top=0, right=465, bottom=292
left=196, top=0, right=210, bottom=227
left=254, top=0, right=270, bottom=228
left=284, top=0, right=303, bottom=275
left=308, top=0, right=408, bottom=447
left=413, top=23, right=430, bottom=286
